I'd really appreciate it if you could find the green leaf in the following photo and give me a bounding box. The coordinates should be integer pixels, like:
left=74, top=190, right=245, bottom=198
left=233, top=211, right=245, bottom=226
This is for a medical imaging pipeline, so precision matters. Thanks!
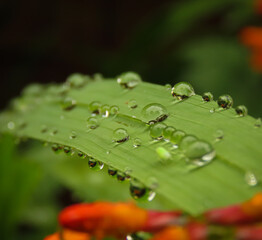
left=1, top=76, right=261, bottom=215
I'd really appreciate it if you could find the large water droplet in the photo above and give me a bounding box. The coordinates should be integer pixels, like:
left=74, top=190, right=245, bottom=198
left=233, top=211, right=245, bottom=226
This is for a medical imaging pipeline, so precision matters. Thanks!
left=171, top=82, right=195, bottom=100
left=180, top=135, right=198, bottom=150
left=129, top=179, right=155, bottom=201
left=170, top=130, right=186, bottom=145
left=245, top=171, right=258, bottom=186
left=235, top=105, right=248, bottom=117
left=217, top=95, right=233, bottom=109
left=128, top=99, right=138, bottom=109
left=101, top=104, right=110, bottom=117
left=202, top=92, right=214, bottom=102
left=89, top=101, right=101, bottom=115
left=150, top=123, right=167, bottom=139
left=108, top=166, right=117, bottom=177
left=163, top=126, right=176, bottom=140
left=110, top=105, right=119, bottom=115
left=133, top=138, right=142, bottom=148
left=185, top=140, right=216, bottom=166
left=113, top=128, right=129, bottom=143
left=87, top=117, right=99, bottom=129
left=62, top=97, right=76, bottom=111
left=66, top=73, right=89, bottom=88
left=254, top=118, right=262, bottom=128
left=156, top=147, right=171, bottom=161
left=88, top=157, right=104, bottom=171
left=117, top=72, right=142, bottom=89
left=142, top=103, right=168, bottom=123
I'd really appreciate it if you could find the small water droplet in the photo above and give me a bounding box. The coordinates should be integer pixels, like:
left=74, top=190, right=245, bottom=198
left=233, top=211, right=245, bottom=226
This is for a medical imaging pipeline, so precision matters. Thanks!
left=156, top=147, right=171, bottom=161
left=133, top=138, right=142, bottom=148
left=142, top=103, right=168, bottom=123
left=66, top=73, right=89, bottom=88
left=50, top=128, right=58, bottom=136
left=124, top=167, right=132, bottom=180
left=214, top=130, right=224, bottom=141
left=117, top=171, right=126, bottom=181
left=170, top=130, right=186, bottom=145
left=202, top=92, right=214, bottom=102
left=150, top=123, right=167, bottom=139
left=128, top=99, right=138, bottom=109
left=62, top=97, right=77, bottom=111
left=165, top=83, right=172, bottom=90
left=22, top=83, right=43, bottom=96
left=106, top=150, right=111, bottom=155
left=87, top=117, right=99, bottom=129
left=63, top=146, right=73, bottom=155
left=70, top=131, right=77, bottom=139
left=117, top=72, right=142, bottom=89
left=130, top=179, right=155, bottom=201
left=41, top=125, right=48, bottom=133
left=254, top=118, right=261, bottom=128
left=245, top=171, right=258, bottom=186
left=100, top=104, right=110, bottom=117
left=217, top=95, right=233, bottom=109
left=185, top=140, right=216, bottom=166
left=210, top=108, right=216, bottom=113
left=88, top=157, right=104, bottom=171
left=89, top=101, right=101, bottom=115
left=180, top=135, right=198, bottom=150
left=171, top=82, right=195, bottom=100
left=113, top=128, right=129, bottom=143
left=235, top=105, right=248, bottom=117
left=77, top=151, right=86, bottom=158
left=110, top=105, right=120, bottom=115
left=163, top=126, right=176, bottom=140
left=108, top=166, right=117, bottom=176
left=52, top=144, right=63, bottom=153
left=7, top=121, right=15, bottom=130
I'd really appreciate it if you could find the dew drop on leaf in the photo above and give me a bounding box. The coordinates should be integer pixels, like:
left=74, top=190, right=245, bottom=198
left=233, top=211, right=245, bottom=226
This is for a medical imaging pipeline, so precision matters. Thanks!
left=69, top=131, right=77, bottom=139
left=88, top=157, right=104, bottom=171
left=101, top=104, right=110, bottom=117
left=117, top=72, right=142, bottom=89
left=170, top=130, right=186, bottom=145
left=156, top=147, right=171, bottom=161
left=130, top=179, right=156, bottom=201
left=163, top=126, right=176, bottom=140
left=108, top=166, right=117, bottom=177
left=87, top=117, right=99, bottom=129
left=41, top=125, right=48, bottom=133
left=202, top=92, right=214, bottom=102
left=109, top=105, right=119, bottom=115
left=62, top=97, right=76, bottom=111
left=66, top=73, right=89, bottom=88
left=150, top=123, right=167, bottom=139
left=185, top=140, right=216, bottom=166
left=217, top=95, right=233, bottom=109
left=171, top=82, right=195, bottom=100
left=89, top=101, right=101, bottom=115
left=210, top=108, right=216, bottom=113
left=52, top=144, right=63, bottom=153
left=128, top=99, right=138, bottom=109
left=165, top=83, right=172, bottom=90
left=245, top=171, right=258, bottom=186
left=77, top=151, right=86, bottom=158
left=63, top=146, right=73, bottom=155
left=214, top=129, right=224, bottom=141
left=133, top=138, right=142, bottom=148
left=50, top=128, right=58, bottom=136
left=113, top=128, right=129, bottom=143
left=180, top=135, right=198, bottom=150
left=254, top=118, right=261, bottom=128
left=142, top=103, right=168, bottom=122
left=117, top=171, right=126, bottom=181
left=235, top=105, right=248, bottom=117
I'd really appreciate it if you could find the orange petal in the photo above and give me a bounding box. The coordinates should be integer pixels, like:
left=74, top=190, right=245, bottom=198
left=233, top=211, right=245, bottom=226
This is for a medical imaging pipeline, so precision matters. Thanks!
left=44, top=229, right=90, bottom=240
left=240, top=27, right=262, bottom=49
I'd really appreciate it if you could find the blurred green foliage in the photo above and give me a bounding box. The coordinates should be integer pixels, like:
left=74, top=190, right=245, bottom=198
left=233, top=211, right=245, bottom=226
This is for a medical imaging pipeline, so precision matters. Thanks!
left=0, top=0, right=262, bottom=239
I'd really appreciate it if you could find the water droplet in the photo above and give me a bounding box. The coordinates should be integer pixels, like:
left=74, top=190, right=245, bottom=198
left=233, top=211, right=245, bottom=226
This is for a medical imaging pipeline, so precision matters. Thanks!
left=165, top=83, right=172, bottom=89
left=117, top=171, right=126, bottom=181
left=128, top=99, right=138, bottom=109
left=52, top=144, right=63, bottom=153
left=180, top=135, right=198, bottom=150
left=18, top=120, right=27, bottom=129
left=117, top=72, right=142, bottom=89
left=124, top=167, right=132, bottom=180
left=63, top=146, right=73, bottom=155
left=89, top=101, right=101, bottom=115
left=210, top=108, right=215, bottom=113
left=150, top=123, right=167, bottom=139
left=88, top=157, right=104, bottom=171
left=217, top=95, right=233, bottom=109
left=41, top=125, right=48, bottom=133
left=185, top=140, right=216, bottom=166
left=171, top=82, right=195, bottom=100
left=7, top=121, right=15, bottom=130
left=142, top=103, right=168, bottom=122
left=70, top=131, right=77, bottom=139
left=156, top=147, right=171, bottom=161
left=108, top=166, right=117, bottom=176
left=133, top=138, right=142, bottom=148
left=245, top=171, right=258, bottom=186
left=254, top=118, right=262, bottom=128
left=87, top=117, right=99, bottom=129
left=77, top=151, right=86, bottom=158
left=50, top=128, right=58, bottom=136
left=66, top=73, right=89, bottom=88
left=214, top=130, right=224, bottom=141
left=163, top=126, right=176, bottom=140
left=129, top=179, right=155, bottom=201
left=22, top=83, right=43, bottom=96
left=101, top=104, right=110, bottom=117
left=235, top=105, right=248, bottom=117
left=113, top=128, right=129, bottom=143
left=170, top=130, right=186, bottom=145
left=93, top=73, right=103, bottom=81
left=62, top=97, right=77, bottom=111
left=110, top=105, right=119, bottom=115
left=202, top=92, right=214, bottom=102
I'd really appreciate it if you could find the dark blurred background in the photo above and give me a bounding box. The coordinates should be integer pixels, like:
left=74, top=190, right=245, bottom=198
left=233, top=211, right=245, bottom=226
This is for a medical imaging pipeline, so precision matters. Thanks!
left=1, top=0, right=262, bottom=239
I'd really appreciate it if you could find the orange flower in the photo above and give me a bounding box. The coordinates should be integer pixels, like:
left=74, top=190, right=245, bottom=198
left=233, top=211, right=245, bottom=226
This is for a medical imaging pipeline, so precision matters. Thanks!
left=44, top=229, right=90, bottom=240
left=149, top=226, right=189, bottom=240
left=242, top=193, right=262, bottom=218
